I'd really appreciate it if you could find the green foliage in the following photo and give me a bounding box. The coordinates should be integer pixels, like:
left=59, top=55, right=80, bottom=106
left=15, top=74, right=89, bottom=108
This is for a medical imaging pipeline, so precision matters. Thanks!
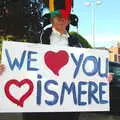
left=70, top=32, right=92, bottom=48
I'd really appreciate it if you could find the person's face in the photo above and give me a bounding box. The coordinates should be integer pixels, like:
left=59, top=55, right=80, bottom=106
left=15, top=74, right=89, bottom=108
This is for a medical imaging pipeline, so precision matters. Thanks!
left=51, top=15, right=69, bottom=31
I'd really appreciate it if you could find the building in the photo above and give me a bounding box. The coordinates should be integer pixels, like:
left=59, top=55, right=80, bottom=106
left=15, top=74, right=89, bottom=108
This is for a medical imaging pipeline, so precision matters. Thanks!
left=109, top=42, right=120, bottom=62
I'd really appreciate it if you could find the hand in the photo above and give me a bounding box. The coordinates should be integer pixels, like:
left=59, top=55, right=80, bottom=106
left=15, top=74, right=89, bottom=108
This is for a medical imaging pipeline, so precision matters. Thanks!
left=0, top=64, right=5, bottom=75
left=107, top=73, right=114, bottom=82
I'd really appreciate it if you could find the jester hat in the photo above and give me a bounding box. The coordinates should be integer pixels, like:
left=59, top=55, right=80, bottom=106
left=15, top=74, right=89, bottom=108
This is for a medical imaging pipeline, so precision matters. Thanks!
left=44, top=0, right=73, bottom=18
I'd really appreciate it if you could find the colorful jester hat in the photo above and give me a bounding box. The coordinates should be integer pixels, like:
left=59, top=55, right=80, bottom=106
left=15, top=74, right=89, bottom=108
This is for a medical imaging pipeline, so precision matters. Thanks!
left=44, top=0, right=73, bottom=18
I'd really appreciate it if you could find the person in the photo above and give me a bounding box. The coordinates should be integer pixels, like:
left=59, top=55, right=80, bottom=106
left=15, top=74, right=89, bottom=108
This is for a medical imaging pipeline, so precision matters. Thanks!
left=40, top=13, right=82, bottom=48
left=0, top=0, right=113, bottom=120
left=0, top=6, right=113, bottom=120
left=107, top=73, right=114, bottom=82
left=0, top=12, right=113, bottom=120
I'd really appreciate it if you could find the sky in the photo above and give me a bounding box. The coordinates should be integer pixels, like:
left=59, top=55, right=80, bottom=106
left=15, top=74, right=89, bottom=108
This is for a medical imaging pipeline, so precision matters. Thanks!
left=70, top=0, right=120, bottom=48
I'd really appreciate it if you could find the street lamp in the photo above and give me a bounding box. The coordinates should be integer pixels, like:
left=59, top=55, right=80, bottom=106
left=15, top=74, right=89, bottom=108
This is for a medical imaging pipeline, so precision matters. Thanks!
left=84, top=0, right=102, bottom=47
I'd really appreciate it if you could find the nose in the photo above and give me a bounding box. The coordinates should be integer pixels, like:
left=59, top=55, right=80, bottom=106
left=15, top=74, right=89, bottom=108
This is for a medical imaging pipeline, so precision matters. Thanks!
left=59, top=17, right=66, bottom=22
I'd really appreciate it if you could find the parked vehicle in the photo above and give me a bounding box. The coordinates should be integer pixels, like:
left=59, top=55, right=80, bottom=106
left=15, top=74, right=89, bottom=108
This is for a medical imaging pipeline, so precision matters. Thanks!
left=109, top=61, right=120, bottom=114
left=109, top=61, right=120, bottom=86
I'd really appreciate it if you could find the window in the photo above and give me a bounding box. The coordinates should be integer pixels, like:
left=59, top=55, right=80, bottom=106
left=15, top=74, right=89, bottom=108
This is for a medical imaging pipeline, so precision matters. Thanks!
left=118, top=48, right=120, bottom=54
left=114, top=54, right=118, bottom=62
left=118, top=56, right=120, bottom=62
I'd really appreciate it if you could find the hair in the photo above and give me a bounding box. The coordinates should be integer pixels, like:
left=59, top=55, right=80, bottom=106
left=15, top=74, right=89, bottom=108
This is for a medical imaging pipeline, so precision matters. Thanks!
left=50, top=14, right=71, bottom=24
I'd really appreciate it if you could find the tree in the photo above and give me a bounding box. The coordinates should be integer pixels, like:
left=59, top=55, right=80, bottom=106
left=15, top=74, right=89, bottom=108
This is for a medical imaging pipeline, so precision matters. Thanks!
left=70, top=32, right=92, bottom=48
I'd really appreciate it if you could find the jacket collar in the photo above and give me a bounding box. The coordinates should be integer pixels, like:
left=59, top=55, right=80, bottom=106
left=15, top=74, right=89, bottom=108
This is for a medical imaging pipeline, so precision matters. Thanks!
left=52, top=28, right=69, bottom=38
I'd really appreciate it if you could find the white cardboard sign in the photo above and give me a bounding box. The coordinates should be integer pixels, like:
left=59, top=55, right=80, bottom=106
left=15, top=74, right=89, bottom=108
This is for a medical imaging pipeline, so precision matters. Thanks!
left=0, top=41, right=109, bottom=112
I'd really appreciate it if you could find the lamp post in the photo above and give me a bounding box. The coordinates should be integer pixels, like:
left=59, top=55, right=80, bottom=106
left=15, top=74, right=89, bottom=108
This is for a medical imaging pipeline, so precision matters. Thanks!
left=84, top=0, right=102, bottom=47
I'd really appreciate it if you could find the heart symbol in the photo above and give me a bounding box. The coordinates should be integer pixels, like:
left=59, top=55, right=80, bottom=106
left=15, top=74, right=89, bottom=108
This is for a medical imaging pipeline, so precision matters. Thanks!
left=44, top=50, right=69, bottom=76
left=4, top=79, right=34, bottom=107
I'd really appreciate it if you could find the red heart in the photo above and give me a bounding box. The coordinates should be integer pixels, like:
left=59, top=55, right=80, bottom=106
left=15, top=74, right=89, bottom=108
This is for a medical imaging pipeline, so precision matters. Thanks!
left=4, top=79, right=34, bottom=107
left=44, top=50, right=69, bottom=76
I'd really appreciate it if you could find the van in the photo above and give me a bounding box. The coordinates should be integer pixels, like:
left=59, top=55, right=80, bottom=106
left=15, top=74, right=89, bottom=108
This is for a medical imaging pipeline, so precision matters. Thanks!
left=109, top=61, right=120, bottom=114
left=109, top=61, right=120, bottom=86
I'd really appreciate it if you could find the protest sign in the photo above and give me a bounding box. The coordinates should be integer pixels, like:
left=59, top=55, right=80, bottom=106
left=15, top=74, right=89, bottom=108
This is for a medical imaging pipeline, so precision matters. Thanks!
left=0, top=41, right=109, bottom=112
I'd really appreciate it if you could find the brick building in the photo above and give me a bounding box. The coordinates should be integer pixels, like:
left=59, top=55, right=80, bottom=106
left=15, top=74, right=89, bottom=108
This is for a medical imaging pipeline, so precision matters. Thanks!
left=109, top=42, right=120, bottom=62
